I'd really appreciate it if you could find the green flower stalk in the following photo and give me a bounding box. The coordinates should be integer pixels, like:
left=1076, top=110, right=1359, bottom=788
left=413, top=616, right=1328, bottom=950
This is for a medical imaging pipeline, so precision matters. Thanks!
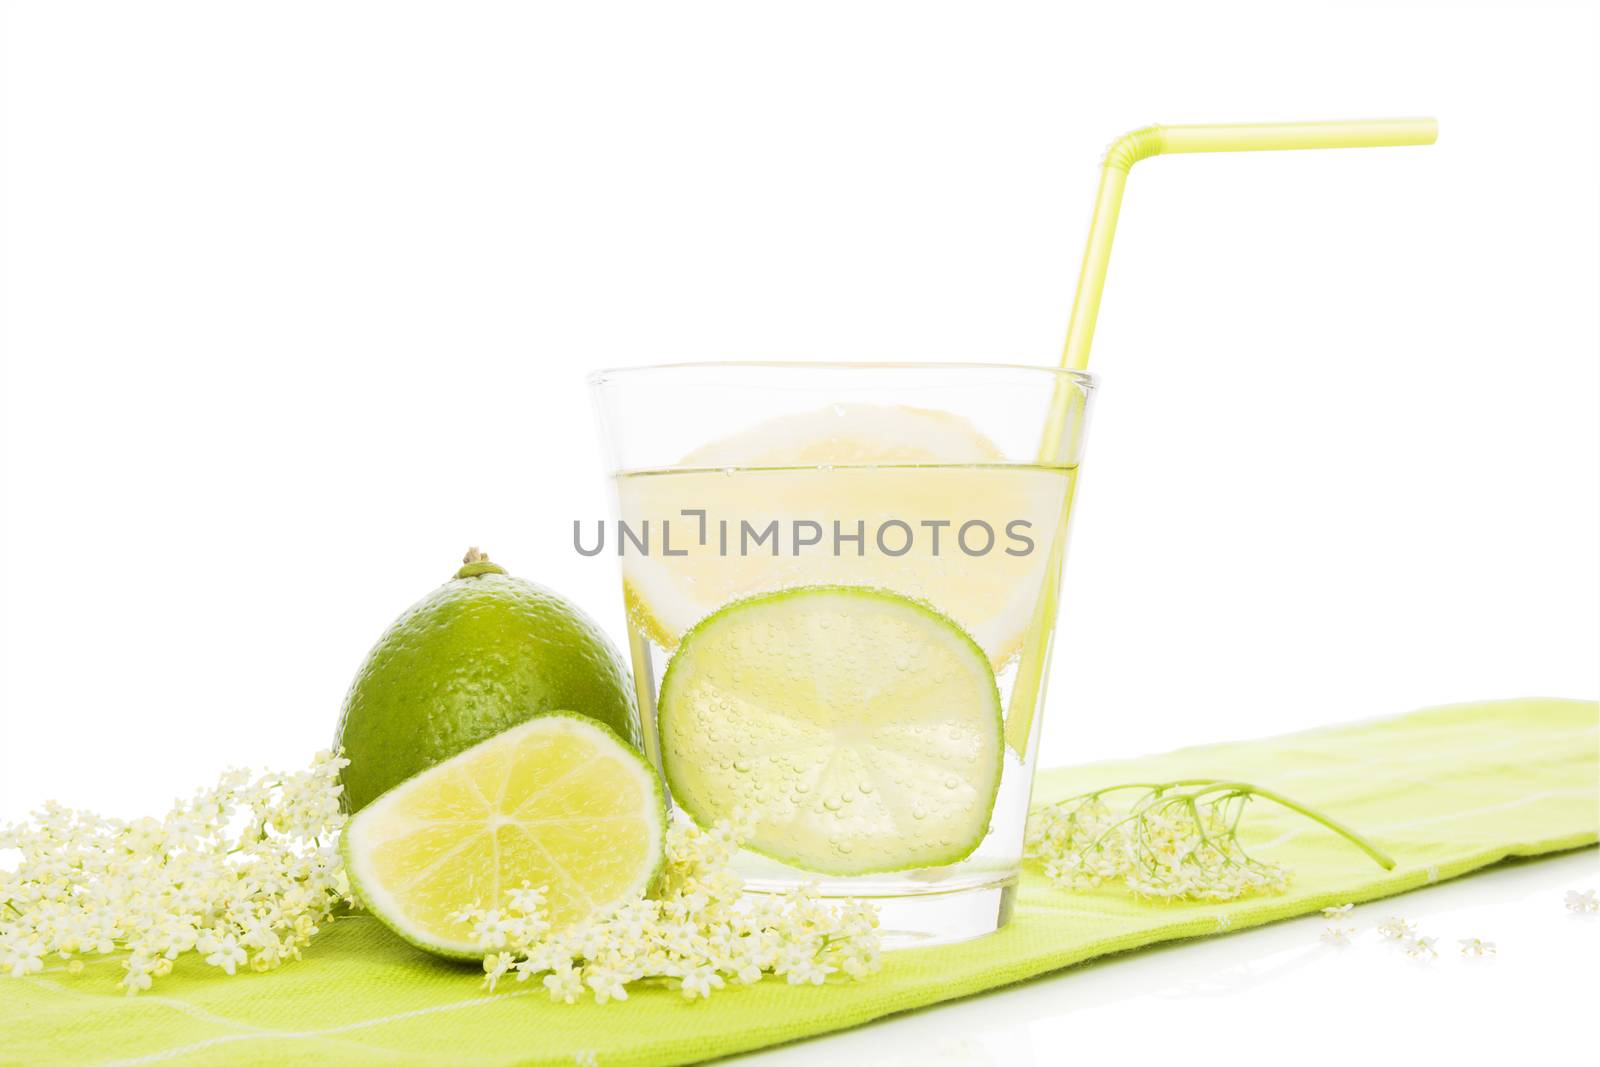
left=1025, top=780, right=1394, bottom=902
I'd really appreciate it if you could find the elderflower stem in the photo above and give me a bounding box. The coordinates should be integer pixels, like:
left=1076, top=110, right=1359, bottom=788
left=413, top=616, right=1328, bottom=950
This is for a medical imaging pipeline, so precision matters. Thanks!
left=1028, top=776, right=1395, bottom=902
left=1187, top=782, right=1395, bottom=870
left=1082, top=779, right=1221, bottom=798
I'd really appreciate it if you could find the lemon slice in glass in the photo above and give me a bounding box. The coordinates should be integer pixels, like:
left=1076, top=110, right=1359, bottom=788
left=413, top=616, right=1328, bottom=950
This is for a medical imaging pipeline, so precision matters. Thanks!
left=657, top=585, right=1002, bottom=876
left=342, top=714, right=665, bottom=959
left=616, top=404, right=1068, bottom=671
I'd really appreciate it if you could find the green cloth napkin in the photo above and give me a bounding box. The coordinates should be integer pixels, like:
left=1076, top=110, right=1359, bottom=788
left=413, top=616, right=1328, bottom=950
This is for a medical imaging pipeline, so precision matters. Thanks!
left=7, top=697, right=1596, bottom=1067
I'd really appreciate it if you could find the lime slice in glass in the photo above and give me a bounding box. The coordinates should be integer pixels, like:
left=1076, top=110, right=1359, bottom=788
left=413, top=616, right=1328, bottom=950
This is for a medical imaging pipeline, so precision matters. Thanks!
left=657, top=585, right=1002, bottom=876
left=342, top=714, right=665, bottom=959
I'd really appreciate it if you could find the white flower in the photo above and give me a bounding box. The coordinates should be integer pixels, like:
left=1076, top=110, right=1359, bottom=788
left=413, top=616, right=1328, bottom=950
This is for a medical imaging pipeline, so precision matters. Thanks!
left=1564, top=889, right=1597, bottom=914
left=836, top=940, right=879, bottom=980
left=482, top=952, right=517, bottom=991
left=1458, top=938, right=1496, bottom=958
left=468, top=910, right=516, bottom=950
left=119, top=954, right=155, bottom=995
left=1, top=939, right=45, bottom=978
left=202, top=933, right=249, bottom=976
left=584, top=965, right=630, bottom=1005
left=781, top=955, right=836, bottom=987
left=542, top=964, right=583, bottom=1005
left=507, top=884, right=547, bottom=917
left=1405, top=936, right=1438, bottom=959
left=679, top=965, right=725, bottom=1000
left=1320, top=926, right=1353, bottom=946
left=1376, top=916, right=1416, bottom=941
left=1321, top=903, right=1354, bottom=919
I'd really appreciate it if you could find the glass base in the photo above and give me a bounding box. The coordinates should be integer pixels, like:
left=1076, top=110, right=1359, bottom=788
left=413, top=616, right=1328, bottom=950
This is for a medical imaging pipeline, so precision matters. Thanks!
left=745, top=875, right=1016, bottom=950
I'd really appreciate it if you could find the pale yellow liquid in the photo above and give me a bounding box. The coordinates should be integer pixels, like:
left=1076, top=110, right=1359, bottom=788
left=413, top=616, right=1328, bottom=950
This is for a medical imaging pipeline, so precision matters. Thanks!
left=615, top=463, right=1073, bottom=665
left=612, top=462, right=1074, bottom=898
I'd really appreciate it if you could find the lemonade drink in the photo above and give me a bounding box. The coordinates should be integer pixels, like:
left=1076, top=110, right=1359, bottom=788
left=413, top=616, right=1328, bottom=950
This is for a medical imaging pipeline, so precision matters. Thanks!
left=592, top=365, right=1092, bottom=945
left=585, top=123, right=1432, bottom=945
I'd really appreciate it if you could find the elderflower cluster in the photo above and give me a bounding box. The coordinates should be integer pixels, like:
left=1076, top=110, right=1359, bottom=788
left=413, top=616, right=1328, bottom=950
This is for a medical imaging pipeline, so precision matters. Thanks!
left=0, top=751, right=349, bottom=994
left=451, top=813, right=882, bottom=1003
left=1025, top=786, right=1289, bottom=902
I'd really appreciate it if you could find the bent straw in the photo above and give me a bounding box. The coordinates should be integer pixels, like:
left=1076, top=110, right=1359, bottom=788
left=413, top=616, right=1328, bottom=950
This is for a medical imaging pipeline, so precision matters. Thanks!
left=1006, top=118, right=1438, bottom=757
left=1060, top=118, right=1437, bottom=377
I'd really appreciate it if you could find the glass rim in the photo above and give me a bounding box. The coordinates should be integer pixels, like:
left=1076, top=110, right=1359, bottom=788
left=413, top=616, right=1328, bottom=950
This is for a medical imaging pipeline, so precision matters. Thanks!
left=587, top=359, right=1096, bottom=389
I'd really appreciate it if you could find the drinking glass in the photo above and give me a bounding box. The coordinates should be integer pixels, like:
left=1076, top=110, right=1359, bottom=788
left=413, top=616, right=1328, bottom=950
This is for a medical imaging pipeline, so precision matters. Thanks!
left=590, top=362, right=1094, bottom=945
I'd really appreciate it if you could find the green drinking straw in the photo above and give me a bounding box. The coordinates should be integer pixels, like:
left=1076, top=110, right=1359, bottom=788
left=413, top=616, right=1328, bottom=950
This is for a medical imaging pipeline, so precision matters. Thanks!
left=1007, top=118, right=1439, bottom=758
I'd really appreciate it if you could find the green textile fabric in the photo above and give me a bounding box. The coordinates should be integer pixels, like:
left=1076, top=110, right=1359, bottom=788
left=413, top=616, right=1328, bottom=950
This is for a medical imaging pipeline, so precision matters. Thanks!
left=6, top=697, right=1596, bottom=1067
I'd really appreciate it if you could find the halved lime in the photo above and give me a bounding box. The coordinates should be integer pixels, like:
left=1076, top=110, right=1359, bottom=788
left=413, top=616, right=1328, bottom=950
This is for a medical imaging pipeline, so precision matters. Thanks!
left=657, top=585, right=1002, bottom=876
left=342, top=713, right=665, bottom=960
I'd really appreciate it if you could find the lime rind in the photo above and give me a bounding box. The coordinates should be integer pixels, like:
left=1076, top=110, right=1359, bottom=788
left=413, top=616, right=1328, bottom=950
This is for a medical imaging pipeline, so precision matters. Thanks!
left=342, top=712, right=666, bottom=961
left=657, top=584, right=1002, bottom=877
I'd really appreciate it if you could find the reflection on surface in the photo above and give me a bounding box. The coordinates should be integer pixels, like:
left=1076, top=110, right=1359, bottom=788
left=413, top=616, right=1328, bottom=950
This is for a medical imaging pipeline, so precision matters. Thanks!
left=733, top=850, right=1598, bottom=1066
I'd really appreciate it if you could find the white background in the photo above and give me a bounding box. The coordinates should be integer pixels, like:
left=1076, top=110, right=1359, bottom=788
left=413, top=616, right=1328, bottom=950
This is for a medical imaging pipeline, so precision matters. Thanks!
left=2, top=1, right=1596, bottom=1064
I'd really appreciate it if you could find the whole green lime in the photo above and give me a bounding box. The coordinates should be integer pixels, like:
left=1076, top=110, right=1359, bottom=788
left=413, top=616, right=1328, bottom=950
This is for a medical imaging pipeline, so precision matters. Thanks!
left=334, top=549, right=641, bottom=812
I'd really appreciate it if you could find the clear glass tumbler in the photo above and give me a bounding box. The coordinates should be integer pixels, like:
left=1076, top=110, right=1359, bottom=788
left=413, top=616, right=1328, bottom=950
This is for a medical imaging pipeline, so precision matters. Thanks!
left=590, top=362, right=1094, bottom=945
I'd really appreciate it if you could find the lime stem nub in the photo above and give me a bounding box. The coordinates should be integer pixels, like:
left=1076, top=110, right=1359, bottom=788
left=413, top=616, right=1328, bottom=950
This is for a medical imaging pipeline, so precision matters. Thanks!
left=455, top=547, right=506, bottom=579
